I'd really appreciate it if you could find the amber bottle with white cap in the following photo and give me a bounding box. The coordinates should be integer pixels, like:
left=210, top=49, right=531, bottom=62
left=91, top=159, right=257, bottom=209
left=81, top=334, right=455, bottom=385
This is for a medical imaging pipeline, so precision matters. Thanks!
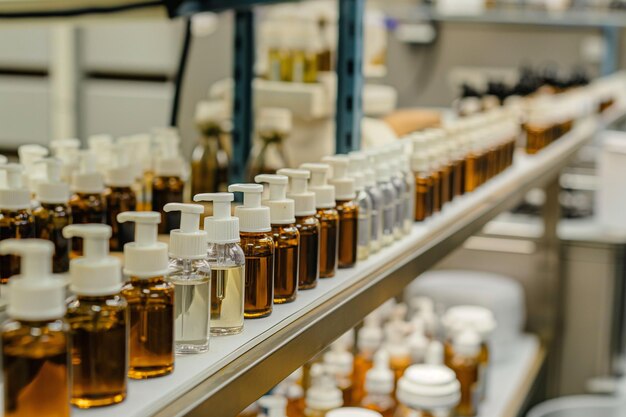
left=0, top=163, right=36, bottom=283
left=193, top=193, right=245, bottom=335
left=324, top=341, right=354, bottom=406
left=411, top=149, right=433, bottom=222
left=323, top=156, right=358, bottom=268
left=347, top=153, right=372, bottom=261
left=362, top=350, right=396, bottom=417
left=278, top=168, right=320, bottom=290
left=69, top=151, right=107, bottom=257
left=1, top=239, right=70, bottom=417
left=300, top=163, right=338, bottom=278
left=246, top=108, right=292, bottom=181
left=229, top=184, right=275, bottom=318
left=164, top=203, right=211, bottom=354
left=445, top=330, right=481, bottom=417
left=352, top=314, right=383, bottom=405
left=118, top=211, right=174, bottom=378
left=104, top=144, right=137, bottom=252
left=395, top=364, right=461, bottom=417
left=152, top=142, right=185, bottom=234
left=63, top=224, right=128, bottom=408
left=256, top=174, right=299, bottom=304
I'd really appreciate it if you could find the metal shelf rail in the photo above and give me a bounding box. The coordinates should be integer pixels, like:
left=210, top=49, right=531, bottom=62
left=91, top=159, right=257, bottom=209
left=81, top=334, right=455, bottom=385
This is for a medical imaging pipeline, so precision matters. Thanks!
left=72, top=105, right=626, bottom=417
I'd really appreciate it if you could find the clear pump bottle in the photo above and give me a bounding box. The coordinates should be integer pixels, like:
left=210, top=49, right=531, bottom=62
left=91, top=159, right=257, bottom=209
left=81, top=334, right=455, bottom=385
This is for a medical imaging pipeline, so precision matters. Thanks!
left=362, top=350, right=396, bottom=417
left=193, top=193, right=246, bottom=335
left=348, top=153, right=372, bottom=261
left=33, top=158, right=71, bottom=274
left=256, top=174, right=300, bottom=304
left=277, top=169, right=320, bottom=290
left=228, top=184, right=275, bottom=318
left=163, top=203, right=211, bottom=354
left=323, top=156, right=358, bottom=269
left=118, top=212, right=174, bottom=378
left=356, top=154, right=383, bottom=254
left=1, top=239, right=70, bottom=417
left=300, top=163, right=338, bottom=279
left=104, top=145, right=137, bottom=252
left=63, top=224, right=128, bottom=408
left=0, top=164, right=36, bottom=283
left=395, top=365, right=460, bottom=417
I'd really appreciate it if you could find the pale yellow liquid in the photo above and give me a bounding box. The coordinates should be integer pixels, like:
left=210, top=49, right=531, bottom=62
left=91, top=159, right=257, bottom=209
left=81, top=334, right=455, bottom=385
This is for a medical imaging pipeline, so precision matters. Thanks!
left=211, top=265, right=245, bottom=336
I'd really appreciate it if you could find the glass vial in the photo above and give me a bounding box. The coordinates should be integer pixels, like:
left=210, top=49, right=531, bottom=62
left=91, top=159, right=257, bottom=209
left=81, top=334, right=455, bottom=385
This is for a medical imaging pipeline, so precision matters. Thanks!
left=336, top=199, right=358, bottom=268
left=241, top=232, right=274, bottom=318
left=412, top=153, right=433, bottom=222
left=271, top=223, right=300, bottom=303
left=317, top=208, right=339, bottom=278
left=355, top=189, right=372, bottom=261
left=0, top=209, right=35, bottom=283
left=376, top=165, right=396, bottom=247
left=296, top=215, right=320, bottom=290
left=209, top=244, right=245, bottom=335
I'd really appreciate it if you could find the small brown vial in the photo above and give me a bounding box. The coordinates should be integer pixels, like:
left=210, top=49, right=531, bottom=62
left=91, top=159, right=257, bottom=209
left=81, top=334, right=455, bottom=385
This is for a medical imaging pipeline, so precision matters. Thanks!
left=316, top=208, right=339, bottom=278
left=2, top=319, right=70, bottom=417
left=69, top=193, right=106, bottom=257
left=241, top=231, right=275, bottom=318
left=152, top=175, right=184, bottom=234
left=447, top=355, right=479, bottom=416
left=464, top=153, right=480, bottom=193
left=296, top=215, right=320, bottom=290
left=452, top=158, right=465, bottom=198
left=525, top=125, right=550, bottom=155
left=121, top=276, right=174, bottom=379
left=271, top=224, right=299, bottom=303
left=0, top=209, right=35, bottom=283
left=105, top=186, right=137, bottom=252
left=34, top=203, right=71, bottom=273
left=336, top=199, right=358, bottom=268
left=414, top=172, right=432, bottom=222
left=66, top=295, right=129, bottom=408
left=439, top=163, right=451, bottom=207
left=430, top=169, right=441, bottom=213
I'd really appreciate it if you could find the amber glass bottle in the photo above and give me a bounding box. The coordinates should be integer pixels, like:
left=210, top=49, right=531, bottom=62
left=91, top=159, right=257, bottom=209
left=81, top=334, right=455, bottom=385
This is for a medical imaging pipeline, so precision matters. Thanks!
left=445, top=331, right=481, bottom=417
left=152, top=175, right=184, bottom=234
left=0, top=209, right=35, bottom=283
left=69, top=193, right=106, bottom=256
left=191, top=111, right=230, bottom=197
left=105, top=186, right=136, bottom=252
left=317, top=208, right=339, bottom=278
left=34, top=203, right=71, bottom=273
left=438, top=158, right=451, bottom=208
left=413, top=172, right=432, bottom=222
left=296, top=215, right=320, bottom=290
left=241, top=232, right=275, bottom=318
left=336, top=199, right=358, bottom=268
left=464, top=147, right=481, bottom=193
left=430, top=164, right=441, bottom=214
left=271, top=223, right=299, bottom=304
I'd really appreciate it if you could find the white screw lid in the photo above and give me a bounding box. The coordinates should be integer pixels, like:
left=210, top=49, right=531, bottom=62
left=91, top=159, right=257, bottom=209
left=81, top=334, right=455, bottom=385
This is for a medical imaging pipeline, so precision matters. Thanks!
left=255, top=174, right=295, bottom=224
left=228, top=184, right=271, bottom=233
left=327, top=409, right=382, bottom=417
left=452, top=329, right=481, bottom=358
left=348, top=151, right=367, bottom=191
left=155, top=156, right=185, bottom=178
left=164, top=203, right=207, bottom=259
left=117, top=211, right=169, bottom=278
left=322, top=155, right=356, bottom=200
left=357, top=321, right=383, bottom=352
left=442, top=305, right=497, bottom=341
left=277, top=168, right=316, bottom=217
left=306, top=370, right=343, bottom=411
left=194, top=193, right=240, bottom=244
left=411, top=150, right=430, bottom=173
left=397, top=364, right=461, bottom=411
left=195, top=99, right=229, bottom=126
left=105, top=143, right=134, bottom=188
left=365, top=350, right=394, bottom=395
left=300, top=163, right=335, bottom=209
left=0, top=239, right=66, bottom=320
left=323, top=342, right=353, bottom=377
left=35, top=158, right=70, bottom=204
left=63, top=224, right=122, bottom=296
left=0, top=164, right=31, bottom=210
left=18, top=144, right=49, bottom=192
left=72, top=151, right=104, bottom=194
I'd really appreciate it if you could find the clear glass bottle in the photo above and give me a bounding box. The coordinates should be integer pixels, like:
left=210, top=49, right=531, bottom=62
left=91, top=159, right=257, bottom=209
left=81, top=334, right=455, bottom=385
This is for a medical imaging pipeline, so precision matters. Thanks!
left=400, top=154, right=415, bottom=235
left=348, top=153, right=372, bottom=260
left=390, top=169, right=406, bottom=239
left=246, top=108, right=292, bottom=182
left=375, top=163, right=396, bottom=247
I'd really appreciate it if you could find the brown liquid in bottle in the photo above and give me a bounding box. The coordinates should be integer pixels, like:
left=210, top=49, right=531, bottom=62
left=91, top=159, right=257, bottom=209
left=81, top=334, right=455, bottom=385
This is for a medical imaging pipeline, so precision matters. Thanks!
left=272, top=224, right=299, bottom=304
left=0, top=209, right=35, bottom=283
left=34, top=203, right=71, bottom=273
left=66, top=295, right=128, bottom=407
left=453, top=158, right=465, bottom=198
left=191, top=129, right=230, bottom=197
left=336, top=199, right=358, bottom=268
left=439, top=164, right=451, bottom=207
left=2, top=320, right=70, bottom=417
left=525, top=125, right=549, bottom=155
left=121, top=276, right=174, bottom=379
left=316, top=208, right=339, bottom=278
left=351, top=351, right=375, bottom=406
left=447, top=354, right=479, bottom=417
left=152, top=176, right=184, bottom=234
left=414, top=173, right=432, bottom=222
left=105, top=186, right=137, bottom=252
left=296, top=215, right=320, bottom=290
left=241, top=232, right=274, bottom=318
left=464, top=154, right=479, bottom=193
left=430, top=169, right=441, bottom=213
left=69, top=193, right=106, bottom=257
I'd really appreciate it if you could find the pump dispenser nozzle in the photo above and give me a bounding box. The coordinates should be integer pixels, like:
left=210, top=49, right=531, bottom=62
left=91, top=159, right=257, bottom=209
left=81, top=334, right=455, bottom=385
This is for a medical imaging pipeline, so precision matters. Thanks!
left=228, top=184, right=272, bottom=233
left=62, top=224, right=122, bottom=295
left=116, top=211, right=169, bottom=278
left=73, top=150, right=104, bottom=194
left=254, top=174, right=295, bottom=224
left=163, top=203, right=206, bottom=259
left=193, top=193, right=240, bottom=243
left=106, top=143, right=134, bottom=187
left=0, top=239, right=65, bottom=320
left=276, top=168, right=316, bottom=216
left=300, top=162, right=335, bottom=209
left=0, top=163, right=30, bottom=210
left=35, top=158, right=70, bottom=204
left=365, top=349, right=394, bottom=395
left=322, top=155, right=355, bottom=200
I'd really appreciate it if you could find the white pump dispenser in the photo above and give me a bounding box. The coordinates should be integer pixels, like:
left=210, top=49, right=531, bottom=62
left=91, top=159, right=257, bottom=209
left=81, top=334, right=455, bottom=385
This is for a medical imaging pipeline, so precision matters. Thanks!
left=194, top=193, right=240, bottom=244
left=117, top=211, right=169, bottom=278
left=63, top=224, right=122, bottom=295
left=163, top=203, right=207, bottom=259
left=365, top=349, right=394, bottom=396
left=50, top=138, right=80, bottom=183
left=0, top=239, right=65, bottom=320
left=106, top=143, right=134, bottom=188
left=348, top=152, right=366, bottom=192
left=322, top=155, right=356, bottom=201
left=305, top=367, right=344, bottom=413
left=18, top=144, right=49, bottom=192
left=35, top=158, right=70, bottom=204
left=254, top=174, right=295, bottom=225
left=72, top=150, right=105, bottom=194
left=300, top=162, right=335, bottom=209
left=0, top=163, right=31, bottom=210
left=228, top=184, right=271, bottom=233
left=276, top=168, right=316, bottom=217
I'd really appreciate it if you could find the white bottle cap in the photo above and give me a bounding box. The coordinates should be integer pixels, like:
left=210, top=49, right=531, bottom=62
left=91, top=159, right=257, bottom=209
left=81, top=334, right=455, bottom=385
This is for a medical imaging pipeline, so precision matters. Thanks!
left=277, top=168, right=316, bottom=217
left=300, top=163, right=335, bottom=209
left=452, top=329, right=481, bottom=358
left=375, top=160, right=392, bottom=183
left=163, top=203, right=207, bottom=259
left=0, top=164, right=32, bottom=210
left=155, top=156, right=185, bottom=178
left=18, top=144, right=49, bottom=192
left=255, top=174, right=295, bottom=225
left=50, top=138, right=80, bottom=183
left=408, top=318, right=430, bottom=364
left=72, top=150, right=104, bottom=194
left=130, top=133, right=153, bottom=174
left=323, top=342, right=353, bottom=377
left=0, top=239, right=66, bottom=320
left=117, top=211, right=169, bottom=278
left=425, top=340, right=444, bottom=365
left=105, top=143, right=135, bottom=188
left=63, top=224, right=122, bottom=296
left=258, top=107, right=292, bottom=134
left=228, top=184, right=271, bottom=233
left=35, top=158, right=70, bottom=204
left=411, top=150, right=430, bottom=173
left=365, top=349, right=394, bottom=395
left=327, top=409, right=382, bottom=417
left=258, top=395, right=287, bottom=417
left=397, top=364, right=461, bottom=411
left=441, top=305, right=496, bottom=341
left=194, top=193, right=240, bottom=244
left=347, top=151, right=366, bottom=191
left=322, top=155, right=356, bottom=200
left=195, top=100, right=229, bottom=127
left=306, top=371, right=343, bottom=411
left=88, top=134, right=114, bottom=174
left=357, top=321, right=383, bottom=352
